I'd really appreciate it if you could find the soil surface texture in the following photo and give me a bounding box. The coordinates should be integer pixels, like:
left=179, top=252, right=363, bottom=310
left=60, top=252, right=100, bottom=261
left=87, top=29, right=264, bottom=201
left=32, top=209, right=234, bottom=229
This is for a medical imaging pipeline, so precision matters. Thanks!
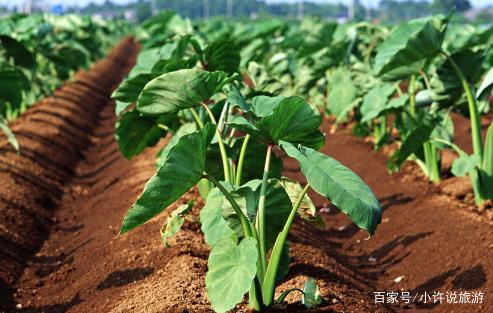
left=0, top=39, right=492, bottom=313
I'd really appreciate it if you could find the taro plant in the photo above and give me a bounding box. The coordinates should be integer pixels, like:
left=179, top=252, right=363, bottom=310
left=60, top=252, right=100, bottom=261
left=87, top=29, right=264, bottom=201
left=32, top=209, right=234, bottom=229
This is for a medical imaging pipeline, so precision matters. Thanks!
left=117, top=65, right=382, bottom=312
left=431, top=70, right=493, bottom=205
left=363, top=13, right=491, bottom=203
left=370, top=14, right=452, bottom=183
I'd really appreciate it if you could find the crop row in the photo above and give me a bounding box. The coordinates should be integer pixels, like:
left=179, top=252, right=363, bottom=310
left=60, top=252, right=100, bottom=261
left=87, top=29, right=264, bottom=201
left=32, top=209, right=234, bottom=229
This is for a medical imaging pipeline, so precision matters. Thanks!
left=0, top=13, right=128, bottom=149
left=112, top=11, right=382, bottom=312
left=114, top=11, right=492, bottom=312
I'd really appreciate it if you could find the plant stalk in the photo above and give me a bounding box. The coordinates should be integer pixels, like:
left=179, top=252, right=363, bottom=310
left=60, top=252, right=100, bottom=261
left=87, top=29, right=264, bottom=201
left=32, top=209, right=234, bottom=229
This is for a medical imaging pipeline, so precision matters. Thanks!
left=262, top=184, right=310, bottom=306
left=442, top=52, right=483, bottom=160
left=409, top=75, right=416, bottom=117
left=189, top=107, right=204, bottom=129
left=235, top=134, right=250, bottom=186
left=200, top=102, right=231, bottom=183
left=257, top=144, right=273, bottom=276
left=423, top=142, right=440, bottom=183
left=441, top=51, right=485, bottom=203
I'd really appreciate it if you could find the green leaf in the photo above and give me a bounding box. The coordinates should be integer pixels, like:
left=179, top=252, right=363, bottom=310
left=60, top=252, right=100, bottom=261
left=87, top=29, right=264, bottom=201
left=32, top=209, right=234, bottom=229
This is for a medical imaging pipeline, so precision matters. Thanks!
left=360, top=83, right=396, bottom=123
left=151, top=57, right=198, bottom=75
left=437, top=49, right=485, bottom=94
left=0, top=35, right=36, bottom=68
left=374, top=15, right=448, bottom=76
left=389, top=119, right=437, bottom=170
left=452, top=154, right=480, bottom=177
left=327, top=68, right=360, bottom=123
left=431, top=112, right=454, bottom=149
left=477, top=67, right=493, bottom=99
left=156, top=122, right=197, bottom=167
left=200, top=187, right=237, bottom=247
left=280, top=141, right=381, bottom=235
left=115, top=109, right=168, bottom=160
left=119, top=124, right=216, bottom=235
left=229, top=96, right=324, bottom=150
left=0, top=116, right=18, bottom=151
left=115, top=100, right=132, bottom=116
left=203, top=37, right=241, bottom=74
left=205, top=237, right=258, bottom=313
left=137, top=69, right=231, bottom=115
left=221, top=179, right=292, bottom=249
left=249, top=95, right=286, bottom=118
left=385, top=95, right=409, bottom=111
left=160, top=203, right=192, bottom=247
left=302, top=277, right=322, bottom=308
left=112, top=73, right=155, bottom=103
left=0, top=68, right=28, bottom=106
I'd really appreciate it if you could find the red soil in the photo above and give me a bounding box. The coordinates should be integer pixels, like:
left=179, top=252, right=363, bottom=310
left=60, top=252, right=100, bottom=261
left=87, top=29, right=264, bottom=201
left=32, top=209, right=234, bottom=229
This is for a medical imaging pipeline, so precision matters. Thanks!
left=0, top=39, right=492, bottom=313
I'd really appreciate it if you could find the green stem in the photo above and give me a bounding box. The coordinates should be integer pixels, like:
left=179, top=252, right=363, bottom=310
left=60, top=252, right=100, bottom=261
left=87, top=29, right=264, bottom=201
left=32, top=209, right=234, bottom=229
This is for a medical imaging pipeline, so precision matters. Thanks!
left=200, top=102, right=231, bottom=183
left=235, top=134, right=250, bottom=186
left=409, top=75, right=416, bottom=117
left=189, top=107, right=204, bottom=129
left=262, top=184, right=310, bottom=306
left=423, top=142, right=440, bottom=183
left=441, top=51, right=483, bottom=160
left=248, top=224, right=265, bottom=310
left=257, top=144, right=273, bottom=276
left=204, top=174, right=251, bottom=237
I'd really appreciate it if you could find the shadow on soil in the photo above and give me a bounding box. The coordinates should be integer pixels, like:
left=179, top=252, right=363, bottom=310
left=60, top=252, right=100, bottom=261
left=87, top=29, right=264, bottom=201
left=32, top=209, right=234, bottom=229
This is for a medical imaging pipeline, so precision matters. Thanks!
left=32, top=239, right=92, bottom=278
left=20, top=293, right=82, bottom=313
left=410, top=264, right=487, bottom=310
left=97, top=266, right=154, bottom=290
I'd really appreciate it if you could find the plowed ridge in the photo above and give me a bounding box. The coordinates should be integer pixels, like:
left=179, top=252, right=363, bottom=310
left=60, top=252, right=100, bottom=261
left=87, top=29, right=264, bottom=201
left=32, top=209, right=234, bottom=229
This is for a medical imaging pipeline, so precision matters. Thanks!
left=0, top=37, right=139, bottom=310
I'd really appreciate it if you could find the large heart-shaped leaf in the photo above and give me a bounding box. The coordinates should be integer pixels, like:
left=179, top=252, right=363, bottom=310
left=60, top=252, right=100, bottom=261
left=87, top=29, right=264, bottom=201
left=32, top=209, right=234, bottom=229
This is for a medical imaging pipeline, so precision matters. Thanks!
left=374, top=15, right=448, bottom=76
left=0, top=35, right=35, bottom=68
left=112, top=73, right=155, bottom=103
left=115, top=109, right=169, bottom=160
left=200, top=187, right=237, bottom=247
left=229, top=96, right=324, bottom=150
left=119, top=124, right=216, bottom=235
left=360, top=83, right=396, bottom=123
left=280, top=141, right=381, bottom=235
left=137, top=69, right=231, bottom=115
left=205, top=237, right=258, bottom=313
left=203, top=37, right=241, bottom=74
left=437, top=49, right=485, bottom=94
left=327, top=68, right=360, bottom=123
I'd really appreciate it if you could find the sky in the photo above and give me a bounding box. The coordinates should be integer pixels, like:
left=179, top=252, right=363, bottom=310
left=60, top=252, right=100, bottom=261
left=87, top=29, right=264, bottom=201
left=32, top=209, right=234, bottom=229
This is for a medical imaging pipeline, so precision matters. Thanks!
left=2, top=0, right=492, bottom=8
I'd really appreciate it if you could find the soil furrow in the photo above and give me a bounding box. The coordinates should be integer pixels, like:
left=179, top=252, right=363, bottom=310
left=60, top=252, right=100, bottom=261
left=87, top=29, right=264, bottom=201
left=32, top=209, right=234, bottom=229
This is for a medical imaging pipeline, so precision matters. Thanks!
left=0, top=37, right=139, bottom=311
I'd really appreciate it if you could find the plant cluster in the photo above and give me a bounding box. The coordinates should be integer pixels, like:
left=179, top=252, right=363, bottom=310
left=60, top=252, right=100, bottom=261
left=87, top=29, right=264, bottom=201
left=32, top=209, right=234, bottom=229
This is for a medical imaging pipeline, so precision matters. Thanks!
left=0, top=13, right=128, bottom=149
left=114, top=11, right=382, bottom=312
left=325, top=15, right=493, bottom=205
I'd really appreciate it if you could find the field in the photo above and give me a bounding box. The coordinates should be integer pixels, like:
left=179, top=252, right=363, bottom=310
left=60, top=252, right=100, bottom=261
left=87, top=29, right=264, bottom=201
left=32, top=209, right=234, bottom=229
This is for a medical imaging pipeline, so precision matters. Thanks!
left=0, top=10, right=492, bottom=313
